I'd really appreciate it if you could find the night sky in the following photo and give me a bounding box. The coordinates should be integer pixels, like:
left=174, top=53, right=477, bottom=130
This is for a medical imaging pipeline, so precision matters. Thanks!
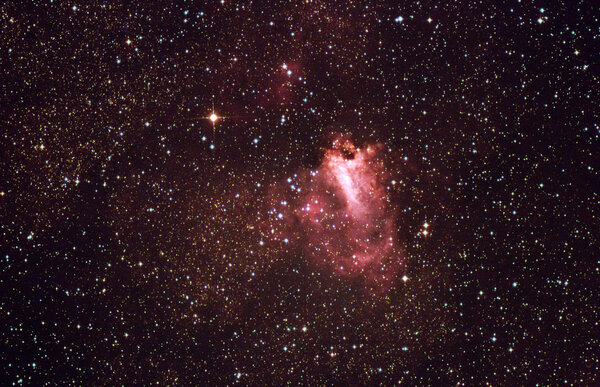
left=1, top=1, right=599, bottom=385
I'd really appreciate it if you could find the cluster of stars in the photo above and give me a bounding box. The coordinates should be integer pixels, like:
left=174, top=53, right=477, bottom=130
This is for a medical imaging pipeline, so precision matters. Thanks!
left=1, top=0, right=598, bottom=385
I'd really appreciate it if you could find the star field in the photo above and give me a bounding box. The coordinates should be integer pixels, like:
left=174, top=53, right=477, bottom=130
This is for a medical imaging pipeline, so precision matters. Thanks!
left=1, top=1, right=599, bottom=385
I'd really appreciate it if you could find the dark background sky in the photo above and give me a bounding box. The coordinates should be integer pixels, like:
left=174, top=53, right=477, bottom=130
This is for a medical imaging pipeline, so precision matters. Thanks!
left=1, top=0, right=598, bottom=385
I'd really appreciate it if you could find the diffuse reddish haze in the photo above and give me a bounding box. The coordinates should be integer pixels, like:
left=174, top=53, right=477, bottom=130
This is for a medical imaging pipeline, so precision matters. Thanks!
left=261, top=136, right=403, bottom=287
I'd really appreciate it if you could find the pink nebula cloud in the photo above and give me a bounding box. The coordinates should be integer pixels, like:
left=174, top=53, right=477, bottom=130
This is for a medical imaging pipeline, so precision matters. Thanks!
left=261, top=135, right=404, bottom=289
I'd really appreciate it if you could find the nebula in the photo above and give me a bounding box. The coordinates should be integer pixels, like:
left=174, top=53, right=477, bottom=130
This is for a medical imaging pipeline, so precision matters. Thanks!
left=262, top=135, right=403, bottom=287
